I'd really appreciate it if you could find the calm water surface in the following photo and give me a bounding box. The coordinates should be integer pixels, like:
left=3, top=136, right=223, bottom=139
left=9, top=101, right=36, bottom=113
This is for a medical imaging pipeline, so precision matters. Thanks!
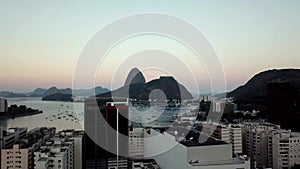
left=0, top=97, right=84, bottom=130
left=1, top=97, right=193, bottom=131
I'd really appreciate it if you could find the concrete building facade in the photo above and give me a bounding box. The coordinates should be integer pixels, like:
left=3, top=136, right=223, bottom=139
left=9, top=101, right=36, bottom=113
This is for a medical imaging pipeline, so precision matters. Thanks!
left=268, top=130, right=300, bottom=169
left=58, top=130, right=83, bottom=169
left=0, top=98, right=8, bottom=113
left=34, top=137, right=74, bottom=169
left=242, top=123, right=279, bottom=169
left=229, top=125, right=243, bottom=155
left=1, top=127, right=56, bottom=169
left=202, top=123, right=243, bottom=155
left=2, top=144, right=31, bottom=169
left=242, top=122, right=300, bottom=169
left=129, top=128, right=144, bottom=159
left=0, top=127, right=27, bottom=149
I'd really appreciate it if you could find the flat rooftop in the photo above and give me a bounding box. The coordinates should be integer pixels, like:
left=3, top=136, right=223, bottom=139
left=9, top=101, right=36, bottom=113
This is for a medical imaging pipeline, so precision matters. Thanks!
left=166, top=126, right=228, bottom=147
left=180, top=137, right=228, bottom=147
left=190, top=158, right=246, bottom=166
left=38, top=157, right=48, bottom=162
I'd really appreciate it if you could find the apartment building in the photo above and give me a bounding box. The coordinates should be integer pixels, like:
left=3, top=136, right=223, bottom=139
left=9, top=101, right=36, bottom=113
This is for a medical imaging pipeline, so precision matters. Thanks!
left=0, top=98, right=8, bottom=113
left=129, top=127, right=144, bottom=159
left=268, top=130, right=300, bottom=169
left=242, top=123, right=279, bottom=168
left=34, top=137, right=74, bottom=169
left=242, top=122, right=300, bottom=169
left=2, top=144, right=31, bottom=169
left=229, top=125, right=243, bottom=155
left=57, top=130, right=83, bottom=169
left=202, top=123, right=243, bottom=155
left=1, top=127, right=56, bottom=169
left=0, top=127, right=27, bottom=149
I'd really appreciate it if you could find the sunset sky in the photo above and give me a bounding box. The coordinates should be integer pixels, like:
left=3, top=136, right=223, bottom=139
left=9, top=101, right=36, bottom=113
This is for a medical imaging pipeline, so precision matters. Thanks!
left=1, top=1, right=299, bottom=93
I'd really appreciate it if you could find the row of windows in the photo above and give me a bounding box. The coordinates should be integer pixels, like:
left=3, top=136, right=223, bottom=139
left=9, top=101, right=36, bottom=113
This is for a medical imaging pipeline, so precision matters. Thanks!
left=5, top=165, right=22, bottom=169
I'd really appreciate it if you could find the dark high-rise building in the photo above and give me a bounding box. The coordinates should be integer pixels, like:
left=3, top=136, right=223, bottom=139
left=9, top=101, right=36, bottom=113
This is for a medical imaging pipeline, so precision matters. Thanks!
left=84, top=97, right=129, bottom=169
left=267, top=82, right=300, bottom=130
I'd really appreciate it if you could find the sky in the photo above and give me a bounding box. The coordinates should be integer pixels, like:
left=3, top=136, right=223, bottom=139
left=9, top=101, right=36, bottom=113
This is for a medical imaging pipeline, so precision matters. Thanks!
left=0, top=1, right=300, bottom=93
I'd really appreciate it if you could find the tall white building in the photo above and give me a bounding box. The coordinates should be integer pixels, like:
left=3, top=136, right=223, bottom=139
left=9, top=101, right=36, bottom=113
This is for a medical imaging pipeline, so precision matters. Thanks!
left=242, top=123, right=279, bottom=169
left=58, top=130, right=83, bottom=169
left=229, top=125, right=243, bottom=155
left=129, top=127, right=144, bottom=159
left=269, top=130, right=300, bottom=169
left=202, top=123, right=243, bottom=155
left=2, top=144, right=32, bottom=169
left=242, top=122, right=300, bottom=169
left=34, top=137, right=74, bottom=169
left=34, top=129, right=83, bottom=169
left=1, top=127, right=56, bottom=169
left=0, top=98, right=8, bottom=113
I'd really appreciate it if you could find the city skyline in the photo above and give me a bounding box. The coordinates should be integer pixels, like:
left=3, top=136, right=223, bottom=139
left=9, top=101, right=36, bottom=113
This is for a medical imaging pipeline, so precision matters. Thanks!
left=1, top=1, right=300, bottom=93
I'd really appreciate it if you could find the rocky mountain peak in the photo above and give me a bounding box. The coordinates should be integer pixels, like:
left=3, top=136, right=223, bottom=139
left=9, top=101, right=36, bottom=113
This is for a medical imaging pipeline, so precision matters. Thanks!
left=124, top=68, right=146, bottom=86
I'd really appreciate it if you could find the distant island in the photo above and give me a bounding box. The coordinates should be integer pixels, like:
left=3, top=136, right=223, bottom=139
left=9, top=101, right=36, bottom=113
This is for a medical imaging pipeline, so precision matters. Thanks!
left=0, top=86, right=110, bottom=98
left=38, top=68, right=193, bottom=102
left=0, top=91, right=27, bottom=98
left=42, top=93, right=73, bottom=102
left=0, top=104, right=42, bottom=119
left=39, top=86, right=111, bottom=102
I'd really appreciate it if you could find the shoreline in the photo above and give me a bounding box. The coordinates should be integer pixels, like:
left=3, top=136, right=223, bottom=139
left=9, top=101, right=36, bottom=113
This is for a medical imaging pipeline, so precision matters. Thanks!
left=0, top=111, right=43, bottom=120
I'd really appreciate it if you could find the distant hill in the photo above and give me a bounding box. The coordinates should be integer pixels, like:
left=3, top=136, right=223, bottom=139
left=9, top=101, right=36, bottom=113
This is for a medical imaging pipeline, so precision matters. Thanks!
left=0, top=86, right=110, bottom=98
left=41, top=86, right=109, bottom=102
left=41, top=86, right=109, bottom=97
left=42, top=93, right=73, bottom=102
left=26, top=88, right=47, bottom=97
left=0, top=92, right=27, bottom=98
left=72, top=86, right=110, bottom=96
left=228, top=69, right=300, bottom=99
left=42, top=87, right=72, bottom=97
left=98, top=68, right=193, bottom=100
left=0, top=91, right=13, bottom=97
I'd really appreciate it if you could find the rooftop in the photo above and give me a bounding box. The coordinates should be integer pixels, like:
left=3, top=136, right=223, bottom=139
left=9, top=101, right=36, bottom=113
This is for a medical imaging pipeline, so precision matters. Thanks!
left=180, top=137, right=228, bottom=147
left=38, top=157, right=48, bottom=162
left=166, top=126, right=228, bottom=147
left=131, top=159, right=160, bottom=169
left=291, top=132, right=300, bottom=138
left=190, top=158, right=247, bottom=166
left=3, top=127, right=27, bottom=136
